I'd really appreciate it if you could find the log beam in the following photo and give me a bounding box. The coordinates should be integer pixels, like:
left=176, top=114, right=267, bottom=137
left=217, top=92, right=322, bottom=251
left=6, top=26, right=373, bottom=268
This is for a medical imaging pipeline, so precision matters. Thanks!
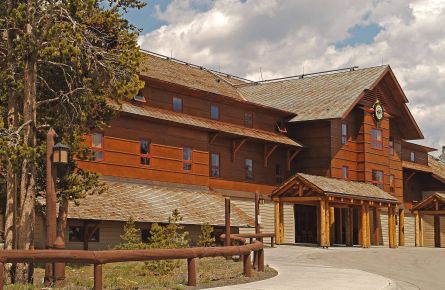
left=231, top=138, right=246, bottom=162
left=208, top=132, right=219, bottom=144
left=264, top=144, right=278, bottom=167
left=286, top=149, right=300, bottom=171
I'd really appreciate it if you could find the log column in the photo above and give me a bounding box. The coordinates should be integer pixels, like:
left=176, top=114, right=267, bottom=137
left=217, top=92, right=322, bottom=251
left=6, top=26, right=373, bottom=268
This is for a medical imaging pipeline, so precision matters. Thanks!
left=225, top=197, right=231, bottom=247
left=414, top=210, right=421, bottom=247
left=274, top=201, right=281, bottom=244
left=388, top=206, right=397, bottom=248
left=360, top=203, right=370, bottom=248
left=345, top=207, right=353, bottom=247
left=337, top=208, right=343, bottom=245
left=373, top=207, right=380, bottom=246
left=434, top=215, right=441, bottom=248
left=399, top=208, right=405, bottom=247
left=329, top=207, right=335, bottom=246
left=319, top=198, right=329, bottom=247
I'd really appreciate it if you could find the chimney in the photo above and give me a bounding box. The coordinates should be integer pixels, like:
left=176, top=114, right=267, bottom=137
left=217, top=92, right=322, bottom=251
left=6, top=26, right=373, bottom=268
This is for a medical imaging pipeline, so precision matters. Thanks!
left=441, top=146, right=445, bottom=161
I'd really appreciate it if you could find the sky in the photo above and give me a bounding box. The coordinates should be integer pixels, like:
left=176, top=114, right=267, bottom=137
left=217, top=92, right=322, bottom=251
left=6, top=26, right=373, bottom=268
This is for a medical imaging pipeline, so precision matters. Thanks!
left=125, top=0, right=445, bottom=152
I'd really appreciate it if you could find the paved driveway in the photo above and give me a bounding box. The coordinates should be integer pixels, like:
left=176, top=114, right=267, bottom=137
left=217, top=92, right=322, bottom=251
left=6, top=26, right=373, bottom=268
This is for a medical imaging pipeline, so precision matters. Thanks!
left=213, top=245, right=445, bottom=290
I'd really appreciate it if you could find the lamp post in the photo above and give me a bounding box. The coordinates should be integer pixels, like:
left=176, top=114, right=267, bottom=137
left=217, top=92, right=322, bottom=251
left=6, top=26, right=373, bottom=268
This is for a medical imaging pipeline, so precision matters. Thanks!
left=44, top=129, right=69, bottom=286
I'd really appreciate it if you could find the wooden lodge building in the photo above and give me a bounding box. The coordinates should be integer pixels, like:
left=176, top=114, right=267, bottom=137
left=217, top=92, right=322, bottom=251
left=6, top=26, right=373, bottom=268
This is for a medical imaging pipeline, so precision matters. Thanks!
left=7, top=50, right=445, bottom=250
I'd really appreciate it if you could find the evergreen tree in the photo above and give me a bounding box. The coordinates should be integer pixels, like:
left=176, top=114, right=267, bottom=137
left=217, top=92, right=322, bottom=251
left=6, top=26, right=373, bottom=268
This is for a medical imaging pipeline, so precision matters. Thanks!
left=0, top=0, right=145, bottom=282
left=197, top=223, right=216, bottom=247
left=115, top=216, right=144, bottom=250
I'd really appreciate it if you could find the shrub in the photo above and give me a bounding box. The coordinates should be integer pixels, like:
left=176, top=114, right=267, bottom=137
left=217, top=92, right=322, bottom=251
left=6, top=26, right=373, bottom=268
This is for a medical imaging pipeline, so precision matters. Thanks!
left=145, top=209, right=190, bottom=275
left=115, top=216, right=145, bottom=250
left=197, top=223, right=215, bottom=247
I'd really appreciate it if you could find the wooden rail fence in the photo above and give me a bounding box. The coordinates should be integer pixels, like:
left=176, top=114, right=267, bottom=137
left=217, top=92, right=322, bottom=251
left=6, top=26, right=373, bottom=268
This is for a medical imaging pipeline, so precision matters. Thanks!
left=0, top=240, right=263, bottom=290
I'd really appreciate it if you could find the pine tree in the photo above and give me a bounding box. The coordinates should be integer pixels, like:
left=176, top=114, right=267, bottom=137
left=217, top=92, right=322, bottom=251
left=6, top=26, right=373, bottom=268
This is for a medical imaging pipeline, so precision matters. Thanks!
left=0, top=0, right=145, bottom=282
left=197, top=223, right=216, bottom=247
left=115, top=216, right=144, bottom=250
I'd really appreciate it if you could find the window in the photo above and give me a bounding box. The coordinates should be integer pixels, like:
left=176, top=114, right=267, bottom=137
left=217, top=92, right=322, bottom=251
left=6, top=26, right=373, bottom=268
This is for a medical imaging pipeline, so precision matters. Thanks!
left=172, top=97, right=183, bottom=112
left=244, top=112, right=253, bottom=127
left=91, top=133, right=104, bottom=161
left=211, top=104, right=220, bottom=120
left=211, top=153, right=220, bottom=177
left=389, top=136, right=394, bottom=155
left=410, top=151, right=416, bottom=162
left=245, top=159, right=253, bottom=180
left=141, top=229, right=151, bottom=243
left=389, top=175, right=395, bottom=193
left=341, top=123, right=348, bottom=145
left=342, top=166, right=349, bottom=179
left=183, top=147, right=192, bottom=171
left=68, top=226, right=100, bottom=242
left=140, top=140, right=151, bottom=166
left=276, top=164, right=283, bottom=184
left=372, top=129, right=383, bottom=150
left=372, top=170, right=384, bottom=189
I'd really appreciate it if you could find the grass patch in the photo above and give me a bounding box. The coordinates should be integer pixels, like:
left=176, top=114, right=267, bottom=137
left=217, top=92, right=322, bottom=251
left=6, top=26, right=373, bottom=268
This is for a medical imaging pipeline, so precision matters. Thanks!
left=5, top=257, right=277, bottom=289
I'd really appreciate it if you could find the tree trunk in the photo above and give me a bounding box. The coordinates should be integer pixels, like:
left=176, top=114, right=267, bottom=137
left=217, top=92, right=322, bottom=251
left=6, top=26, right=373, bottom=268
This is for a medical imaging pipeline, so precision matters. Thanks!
left=4, top=0, right=19, bottom=283
left=57, top=197, right=69, bottom=243
left=15, top=8, right=38, bottom=281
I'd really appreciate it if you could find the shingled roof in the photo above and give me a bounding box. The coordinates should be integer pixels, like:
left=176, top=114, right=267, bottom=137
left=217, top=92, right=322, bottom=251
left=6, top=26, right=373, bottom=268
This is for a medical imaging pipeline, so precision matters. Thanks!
left=140, top=52, right=247, bottom=101
left=429, top=155, right=445, bottom=182
left=238, top=66, right=389, bottom=122
left=119, top=102, right=302, bottom=147
left=273, top=172, right=398, bottom=203
left=68, top=178, right=254, bottom=227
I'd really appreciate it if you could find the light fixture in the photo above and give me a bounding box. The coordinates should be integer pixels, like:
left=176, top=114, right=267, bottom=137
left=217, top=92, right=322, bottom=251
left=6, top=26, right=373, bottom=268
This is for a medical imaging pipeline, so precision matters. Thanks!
left=259, top=198, right=266, bottom=205
left=53, top=143, right=70, bottom=164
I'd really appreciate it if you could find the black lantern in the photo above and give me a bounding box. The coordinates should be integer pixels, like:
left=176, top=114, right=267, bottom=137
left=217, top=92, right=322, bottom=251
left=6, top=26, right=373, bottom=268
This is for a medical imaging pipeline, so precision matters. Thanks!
left=53, top=143, right=70, bottom=164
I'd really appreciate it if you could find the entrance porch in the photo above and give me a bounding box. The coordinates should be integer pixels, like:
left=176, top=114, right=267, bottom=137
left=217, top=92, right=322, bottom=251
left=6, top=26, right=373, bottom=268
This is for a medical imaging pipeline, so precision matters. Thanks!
left=273, top=173, right=400, bottom=248
left=412, top=192, right=445, bottom=247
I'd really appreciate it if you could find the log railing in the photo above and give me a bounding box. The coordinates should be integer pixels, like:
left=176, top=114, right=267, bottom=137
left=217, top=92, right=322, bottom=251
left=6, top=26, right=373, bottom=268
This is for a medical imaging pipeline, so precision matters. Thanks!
left=0, top=240, right=263, bottom=290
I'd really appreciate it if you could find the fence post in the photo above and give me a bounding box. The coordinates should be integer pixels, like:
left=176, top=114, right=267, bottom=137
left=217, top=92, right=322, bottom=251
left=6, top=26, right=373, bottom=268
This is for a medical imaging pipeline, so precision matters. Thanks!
left=0, top=262, right=4, bottom=290
left=271, top=236, right=275, bottom=248
left=258, top=249, right=264, bottom=272
left=94, top=264, right=102, bottom=290
left=187, top=258, right=197, bottom=286
left=243, top=252, right=251, bottom=277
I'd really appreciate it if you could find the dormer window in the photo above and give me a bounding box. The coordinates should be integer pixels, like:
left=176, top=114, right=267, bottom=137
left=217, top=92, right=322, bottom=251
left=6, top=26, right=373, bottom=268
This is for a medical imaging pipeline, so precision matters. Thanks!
left=341, top=123, right=348, bottom=145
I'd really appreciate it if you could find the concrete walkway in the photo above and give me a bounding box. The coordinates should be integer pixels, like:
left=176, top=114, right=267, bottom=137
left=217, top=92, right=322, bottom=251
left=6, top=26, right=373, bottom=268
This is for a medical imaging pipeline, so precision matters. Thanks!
left=213, top=245, right=398, bottom=290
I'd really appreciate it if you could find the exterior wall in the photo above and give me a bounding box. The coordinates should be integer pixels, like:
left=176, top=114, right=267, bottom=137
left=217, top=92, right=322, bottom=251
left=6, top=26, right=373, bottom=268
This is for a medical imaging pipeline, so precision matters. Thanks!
left=143, top=83, right=285, bottom=132
left=404, top=212, right=416, bottom=247
left=232, top=198, right=295, bottom=244
left=290, top=121, right=331, bottom=176
left=421, top=215, right=445, bottom=248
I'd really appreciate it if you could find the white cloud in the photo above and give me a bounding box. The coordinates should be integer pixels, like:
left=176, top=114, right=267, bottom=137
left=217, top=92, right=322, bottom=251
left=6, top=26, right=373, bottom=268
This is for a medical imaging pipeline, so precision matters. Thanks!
left=138, top=0, right=445, bottom=149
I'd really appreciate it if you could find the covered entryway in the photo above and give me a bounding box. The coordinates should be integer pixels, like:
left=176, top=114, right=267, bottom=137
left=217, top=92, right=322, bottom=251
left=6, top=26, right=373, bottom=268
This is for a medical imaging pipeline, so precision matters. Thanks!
left=412, top=192, right=445, bottom=247
left=273, top=173, right=400, bottom=248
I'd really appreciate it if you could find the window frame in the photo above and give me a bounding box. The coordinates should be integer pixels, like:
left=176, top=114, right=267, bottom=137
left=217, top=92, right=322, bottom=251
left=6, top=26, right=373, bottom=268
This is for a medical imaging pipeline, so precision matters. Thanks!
left=68, top=226, right=100, bottom=243
left=91, top=132, right=104, bottom=161
left=389, top=174, right=395, bottom=193
left=371, top=128, right=383, bottom=150
left=245, top=158, right=254, bottom=180
left=172, top=96, right=183, bottom=113
left=182, top=147, right=193, bottom=172
left=342, top=166, right=349, bottom=179
left=244, top=112, right=254, bottom=128
left=372, top=169, right=384, bottom=190
left=210, top=152, right=221, bottom=178
left=389, top=136, right=394, bottom=155
left=140, top=139, right=152, bottom=167
left=275, top=164, right=283, bottom=184
left=341, top=123, right=348, bottom=145
left=210, top=104, right=220, bottom=121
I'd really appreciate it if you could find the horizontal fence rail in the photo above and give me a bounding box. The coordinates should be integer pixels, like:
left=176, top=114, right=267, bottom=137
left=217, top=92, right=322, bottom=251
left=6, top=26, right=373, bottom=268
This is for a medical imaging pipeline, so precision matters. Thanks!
left=0, top=241, right=264, bottom=290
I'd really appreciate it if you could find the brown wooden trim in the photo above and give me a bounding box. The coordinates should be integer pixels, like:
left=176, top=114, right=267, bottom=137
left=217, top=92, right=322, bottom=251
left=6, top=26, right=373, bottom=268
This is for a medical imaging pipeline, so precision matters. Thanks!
left=209, top=132, right=219, bottom=144
left=231, top=138, right=247, bottom=162
left=286, top=149, right=300, bottom=171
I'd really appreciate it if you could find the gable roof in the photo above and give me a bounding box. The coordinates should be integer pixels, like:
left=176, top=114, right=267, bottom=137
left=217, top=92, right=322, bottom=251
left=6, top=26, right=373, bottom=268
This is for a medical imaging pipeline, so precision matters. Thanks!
left=273, top=173, right=398, bottom=203
left=429, top=155, right=445, bottom=183
left=118, top=102, right=302, bottom=147
left=238, top=66, right=389, bottom=122
left=412, top=192, right=445, bottom=211
left=68, top=177, right=254, bottom=227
